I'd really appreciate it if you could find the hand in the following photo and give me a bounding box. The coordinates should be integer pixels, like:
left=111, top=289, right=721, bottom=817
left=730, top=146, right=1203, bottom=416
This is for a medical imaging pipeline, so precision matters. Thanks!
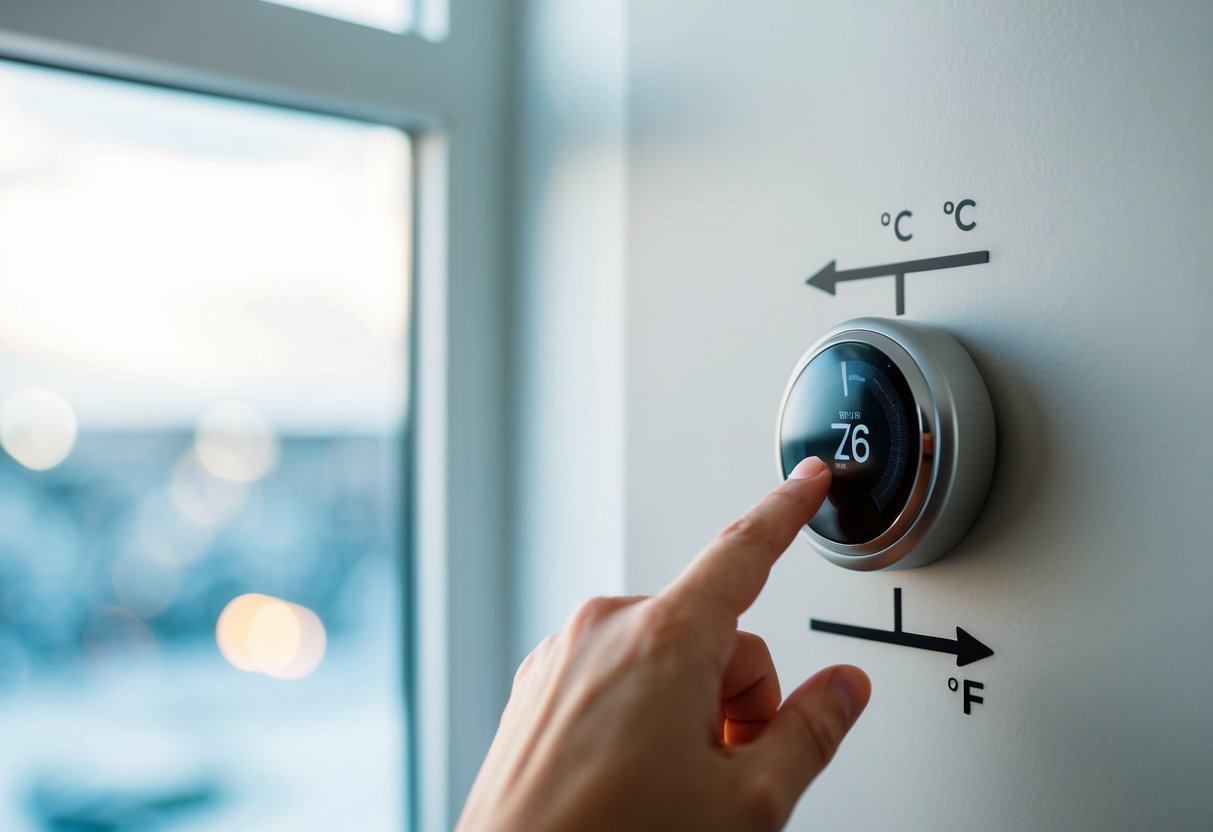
left=456, top=456, right=871, bottom=832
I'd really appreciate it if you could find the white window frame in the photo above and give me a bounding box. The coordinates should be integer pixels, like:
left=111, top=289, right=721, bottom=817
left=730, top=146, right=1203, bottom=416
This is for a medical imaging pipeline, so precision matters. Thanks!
left=0, top=3, right=513, bottom=828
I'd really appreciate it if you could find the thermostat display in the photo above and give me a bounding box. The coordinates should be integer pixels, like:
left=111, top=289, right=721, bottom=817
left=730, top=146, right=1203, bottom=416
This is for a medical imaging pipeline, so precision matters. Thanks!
left=776, top=318, right=994, bottom=570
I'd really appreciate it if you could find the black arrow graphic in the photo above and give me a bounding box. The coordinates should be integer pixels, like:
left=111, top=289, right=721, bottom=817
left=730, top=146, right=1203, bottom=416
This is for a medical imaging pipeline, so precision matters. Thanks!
left=806, top=250, right=990, bottom=316
left=810, top=588, right=994, bottom=667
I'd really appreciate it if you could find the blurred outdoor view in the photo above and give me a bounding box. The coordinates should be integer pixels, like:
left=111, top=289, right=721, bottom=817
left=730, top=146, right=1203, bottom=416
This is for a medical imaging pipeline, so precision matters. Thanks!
left=0, top=60, right=410, bottom=830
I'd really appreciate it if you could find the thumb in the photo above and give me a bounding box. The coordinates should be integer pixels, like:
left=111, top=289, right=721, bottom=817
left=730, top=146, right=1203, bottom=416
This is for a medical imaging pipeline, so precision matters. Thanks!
left=740, top=665, right=870, bottom=826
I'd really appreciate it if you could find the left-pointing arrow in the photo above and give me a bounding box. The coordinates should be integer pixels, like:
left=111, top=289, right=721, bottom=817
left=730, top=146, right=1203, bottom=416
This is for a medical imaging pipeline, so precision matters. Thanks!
left=806, top=250, right=991, bottom=294
left=806, top=250, right=990, bottom=315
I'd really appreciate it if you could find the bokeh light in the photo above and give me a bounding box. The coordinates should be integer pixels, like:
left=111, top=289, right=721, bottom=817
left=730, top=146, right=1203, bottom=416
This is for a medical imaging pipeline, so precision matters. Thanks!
left=132, top=491, right=215, bottom=566
left=216, top=593, right=327, bottom=680
left=215, top=594, right=263, bottom=672
left=111, top=541, right=181, bottom=620
left=168, top=449, right=249, bottom=528
left=0, top=387, right=78, bottom=470
left=82, top=606, right=158, bottom=661
left=0, top=59, right=408, bottom=829
left=247, top=598, right=300, bottom=674
left=195, top=402, right=279, bottom=483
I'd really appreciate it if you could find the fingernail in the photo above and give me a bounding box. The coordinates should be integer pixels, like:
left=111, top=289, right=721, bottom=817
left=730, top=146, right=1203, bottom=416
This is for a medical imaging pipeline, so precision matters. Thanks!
left=788, top=456, right=829, bottom=480
left=828, top=666, right=871, bottom=722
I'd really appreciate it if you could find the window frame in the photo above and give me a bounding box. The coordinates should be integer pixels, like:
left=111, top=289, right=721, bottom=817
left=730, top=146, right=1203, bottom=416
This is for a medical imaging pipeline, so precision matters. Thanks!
left=0, top=2, right=513, bottom=828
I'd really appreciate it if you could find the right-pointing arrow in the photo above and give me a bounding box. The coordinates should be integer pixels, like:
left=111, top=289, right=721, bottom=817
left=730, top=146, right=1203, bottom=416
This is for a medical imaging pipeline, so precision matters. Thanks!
left=809, top=588, right=995, bottom=667
left=954, top=627, right=995, bottom=667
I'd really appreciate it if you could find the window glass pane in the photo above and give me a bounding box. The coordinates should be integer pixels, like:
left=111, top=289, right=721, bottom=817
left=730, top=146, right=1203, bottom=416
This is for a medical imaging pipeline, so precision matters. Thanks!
left=0, top=60, right=410, bottom=831
left=257, top=0, right=414, bottom=33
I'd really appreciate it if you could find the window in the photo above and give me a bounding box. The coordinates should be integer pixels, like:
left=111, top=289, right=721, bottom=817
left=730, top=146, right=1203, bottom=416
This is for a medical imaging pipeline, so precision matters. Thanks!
left=0, top=1, right=509, bottom=827
left=0, top=60, right=410, bottom=830
left=257, top=0, right=414, bottom=34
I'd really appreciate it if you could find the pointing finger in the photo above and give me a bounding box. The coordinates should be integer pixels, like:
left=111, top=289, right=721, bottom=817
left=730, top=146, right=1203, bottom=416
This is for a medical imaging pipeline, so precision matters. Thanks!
left=662, top=457, right=830, bottom=650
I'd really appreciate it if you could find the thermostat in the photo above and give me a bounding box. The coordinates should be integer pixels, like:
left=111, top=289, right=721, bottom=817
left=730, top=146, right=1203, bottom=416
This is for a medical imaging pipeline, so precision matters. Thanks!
left=776, top=317, right=994, bottom=570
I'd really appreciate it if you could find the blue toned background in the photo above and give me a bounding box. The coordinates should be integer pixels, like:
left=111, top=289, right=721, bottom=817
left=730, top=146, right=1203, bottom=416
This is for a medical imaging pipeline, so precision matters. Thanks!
left=0, top=57, right=410, bottom=830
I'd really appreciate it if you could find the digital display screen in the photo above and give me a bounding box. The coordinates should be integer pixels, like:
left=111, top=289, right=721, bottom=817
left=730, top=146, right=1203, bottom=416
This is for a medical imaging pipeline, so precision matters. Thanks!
left=780, top=342, right=921, bottom=545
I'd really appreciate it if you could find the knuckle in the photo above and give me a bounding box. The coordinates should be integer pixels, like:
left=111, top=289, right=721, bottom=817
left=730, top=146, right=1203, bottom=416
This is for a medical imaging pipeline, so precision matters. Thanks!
left=736, top=630, right=772, bottom=661
left=630, top=599, right=695, bottom=657
left=566, top=596, right=617, bottom=638
left=512, top=635, right=555, bottom=688
left=535, top=633, right=557, bottom=656
left=511, top=656, right=533, bottom=689
left=717, top=514, right=775, bottom=552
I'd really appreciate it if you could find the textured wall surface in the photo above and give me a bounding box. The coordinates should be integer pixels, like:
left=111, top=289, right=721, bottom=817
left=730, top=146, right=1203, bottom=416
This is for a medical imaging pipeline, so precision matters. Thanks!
left=625, top=3, right=1213, bottom=828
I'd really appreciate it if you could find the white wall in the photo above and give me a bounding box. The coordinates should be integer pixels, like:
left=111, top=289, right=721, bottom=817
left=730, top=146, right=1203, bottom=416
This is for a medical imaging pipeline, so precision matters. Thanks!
left=625, top=2, right=1213, bottom=829
left=510, top=0, right=627, bottom=665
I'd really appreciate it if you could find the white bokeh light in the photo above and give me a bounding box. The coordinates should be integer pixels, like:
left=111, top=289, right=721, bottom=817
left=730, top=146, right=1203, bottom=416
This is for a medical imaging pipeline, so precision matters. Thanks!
left=194, top=401, right=279, bottom=483
left=0, top=387, right=78, bottom=470
left=168, top=449, right=250, bottom=528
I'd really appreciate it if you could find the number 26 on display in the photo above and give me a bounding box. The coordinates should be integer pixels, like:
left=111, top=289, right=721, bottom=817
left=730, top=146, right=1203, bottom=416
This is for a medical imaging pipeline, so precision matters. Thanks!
left=831, top=423, right=870, bottom=463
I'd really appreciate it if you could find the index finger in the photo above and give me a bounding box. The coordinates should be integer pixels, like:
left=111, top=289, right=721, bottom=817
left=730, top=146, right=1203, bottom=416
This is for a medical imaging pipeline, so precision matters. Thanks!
left=662, top=456, right=831, bottom=630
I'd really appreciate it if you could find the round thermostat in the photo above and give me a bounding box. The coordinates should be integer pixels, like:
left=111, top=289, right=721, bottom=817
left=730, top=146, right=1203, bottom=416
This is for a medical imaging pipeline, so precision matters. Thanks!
left=776, top=318, right=995, bottom=570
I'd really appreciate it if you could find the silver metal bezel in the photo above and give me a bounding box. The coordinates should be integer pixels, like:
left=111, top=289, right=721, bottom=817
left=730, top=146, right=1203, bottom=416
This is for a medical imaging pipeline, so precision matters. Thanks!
left=775, top=317, right=995, bottom=570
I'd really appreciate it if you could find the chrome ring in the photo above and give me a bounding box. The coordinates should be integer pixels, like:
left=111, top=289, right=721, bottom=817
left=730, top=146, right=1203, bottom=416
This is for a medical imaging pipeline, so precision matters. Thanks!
left=775, top=318, right=995, bottom=570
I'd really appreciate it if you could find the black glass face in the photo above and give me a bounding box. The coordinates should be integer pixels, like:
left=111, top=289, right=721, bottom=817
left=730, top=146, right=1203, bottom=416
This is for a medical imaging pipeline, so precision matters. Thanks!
left=780, top=342, right=921, bottom=545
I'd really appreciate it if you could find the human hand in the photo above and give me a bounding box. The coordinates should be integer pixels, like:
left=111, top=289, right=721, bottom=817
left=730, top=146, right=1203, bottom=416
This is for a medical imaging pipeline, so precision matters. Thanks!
left=456, top=456, right=870, bottom=832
